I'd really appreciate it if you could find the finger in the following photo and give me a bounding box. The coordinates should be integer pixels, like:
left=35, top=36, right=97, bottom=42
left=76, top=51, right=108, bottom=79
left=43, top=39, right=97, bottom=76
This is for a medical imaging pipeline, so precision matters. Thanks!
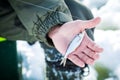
left=82, top=48, right=96, bottom=58
left=76, top=52, right=94, bottom=65
left=68, top=54, right=85, bottom=67
left=80, top=17, right=101, bottom=32
left=84, top=50, right=100, bottom=60
left=87, top=40, right=103, bottom=53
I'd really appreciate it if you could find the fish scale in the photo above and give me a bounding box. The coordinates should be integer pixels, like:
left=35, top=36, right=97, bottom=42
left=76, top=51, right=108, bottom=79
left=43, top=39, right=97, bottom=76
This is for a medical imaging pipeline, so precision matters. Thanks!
left=60, top=31, right=85, bottom=66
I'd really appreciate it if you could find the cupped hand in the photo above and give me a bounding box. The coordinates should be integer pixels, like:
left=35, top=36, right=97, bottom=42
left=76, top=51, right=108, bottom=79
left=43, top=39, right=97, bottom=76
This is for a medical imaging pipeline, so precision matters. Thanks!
left=48, top=17, right=103, bottom=67
left=67, top=32, right=103, bottom=67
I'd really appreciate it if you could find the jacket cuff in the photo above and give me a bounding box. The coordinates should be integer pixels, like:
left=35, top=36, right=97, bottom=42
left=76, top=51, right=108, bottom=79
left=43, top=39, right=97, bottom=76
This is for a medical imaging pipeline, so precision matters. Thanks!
left=32, top=11, right=72, bottom=47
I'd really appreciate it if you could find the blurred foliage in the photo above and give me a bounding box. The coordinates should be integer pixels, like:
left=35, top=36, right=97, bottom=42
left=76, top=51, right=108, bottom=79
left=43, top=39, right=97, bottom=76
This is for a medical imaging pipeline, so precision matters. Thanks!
left=94, top=63, right=111, bottom=80
left=97, top=26, right=119, bottom=31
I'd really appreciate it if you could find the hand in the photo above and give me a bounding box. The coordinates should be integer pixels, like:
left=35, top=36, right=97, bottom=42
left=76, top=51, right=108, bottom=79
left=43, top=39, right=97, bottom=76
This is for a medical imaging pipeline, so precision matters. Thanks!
left=48, top=17, right=103, bottom=67
left=68, top=31, right=103, bottom=67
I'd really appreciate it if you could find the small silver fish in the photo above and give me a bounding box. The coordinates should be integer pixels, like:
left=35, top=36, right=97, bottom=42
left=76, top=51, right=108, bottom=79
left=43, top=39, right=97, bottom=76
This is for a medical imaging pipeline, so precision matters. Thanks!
left=60, top=31, right=85, bottom=66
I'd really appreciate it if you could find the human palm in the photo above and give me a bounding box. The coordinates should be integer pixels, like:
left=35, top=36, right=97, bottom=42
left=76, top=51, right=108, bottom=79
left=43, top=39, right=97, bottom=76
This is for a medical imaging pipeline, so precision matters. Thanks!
left=49, top=17, right=103, bottom=67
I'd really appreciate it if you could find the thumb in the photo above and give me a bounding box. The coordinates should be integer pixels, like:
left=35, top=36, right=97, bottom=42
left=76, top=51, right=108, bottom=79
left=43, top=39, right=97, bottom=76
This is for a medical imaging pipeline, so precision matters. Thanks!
left=80, top=17, right=101, bottom=32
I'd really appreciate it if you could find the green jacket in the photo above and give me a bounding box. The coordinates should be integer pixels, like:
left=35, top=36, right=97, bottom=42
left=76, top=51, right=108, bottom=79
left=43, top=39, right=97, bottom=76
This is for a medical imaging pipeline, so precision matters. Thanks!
left=0, top=0, right=73, bottom=46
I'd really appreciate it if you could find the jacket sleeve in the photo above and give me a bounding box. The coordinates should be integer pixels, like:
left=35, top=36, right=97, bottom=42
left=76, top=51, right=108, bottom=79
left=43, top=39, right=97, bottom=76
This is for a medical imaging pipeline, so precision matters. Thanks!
left=8, top=0, right=73, bottom=46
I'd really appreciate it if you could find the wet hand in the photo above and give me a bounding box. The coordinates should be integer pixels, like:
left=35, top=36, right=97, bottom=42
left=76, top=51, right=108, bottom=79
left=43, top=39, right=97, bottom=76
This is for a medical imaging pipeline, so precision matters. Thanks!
left=48, top=17, right=103, bottom=67
left=67, top=32, right=103, bottom=67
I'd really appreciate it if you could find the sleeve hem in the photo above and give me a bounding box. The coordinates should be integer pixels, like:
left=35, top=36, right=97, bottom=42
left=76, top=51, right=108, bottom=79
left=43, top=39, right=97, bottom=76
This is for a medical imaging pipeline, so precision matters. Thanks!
left=32, top=11, right=72, bottom=47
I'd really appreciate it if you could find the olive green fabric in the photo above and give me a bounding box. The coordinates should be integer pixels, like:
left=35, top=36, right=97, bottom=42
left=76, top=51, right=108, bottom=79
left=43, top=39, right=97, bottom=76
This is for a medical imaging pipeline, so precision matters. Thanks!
left=0, top=0, right=38, bottom=43
left=1, top=0, right=72, bottom=46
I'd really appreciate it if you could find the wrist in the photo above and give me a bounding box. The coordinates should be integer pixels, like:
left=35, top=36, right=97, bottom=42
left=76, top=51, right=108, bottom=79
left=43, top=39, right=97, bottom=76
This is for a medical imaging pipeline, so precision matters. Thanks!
left=48, top=25, right=61, bottom=39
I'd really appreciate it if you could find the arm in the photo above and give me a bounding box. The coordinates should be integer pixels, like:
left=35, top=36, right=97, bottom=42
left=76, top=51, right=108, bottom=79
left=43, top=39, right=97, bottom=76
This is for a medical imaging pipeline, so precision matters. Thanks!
left=8, top=0, right=103, bottom=67
left=8, top=0, right=73, bottom=46
left=48, top=17, right=103, bottom=67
